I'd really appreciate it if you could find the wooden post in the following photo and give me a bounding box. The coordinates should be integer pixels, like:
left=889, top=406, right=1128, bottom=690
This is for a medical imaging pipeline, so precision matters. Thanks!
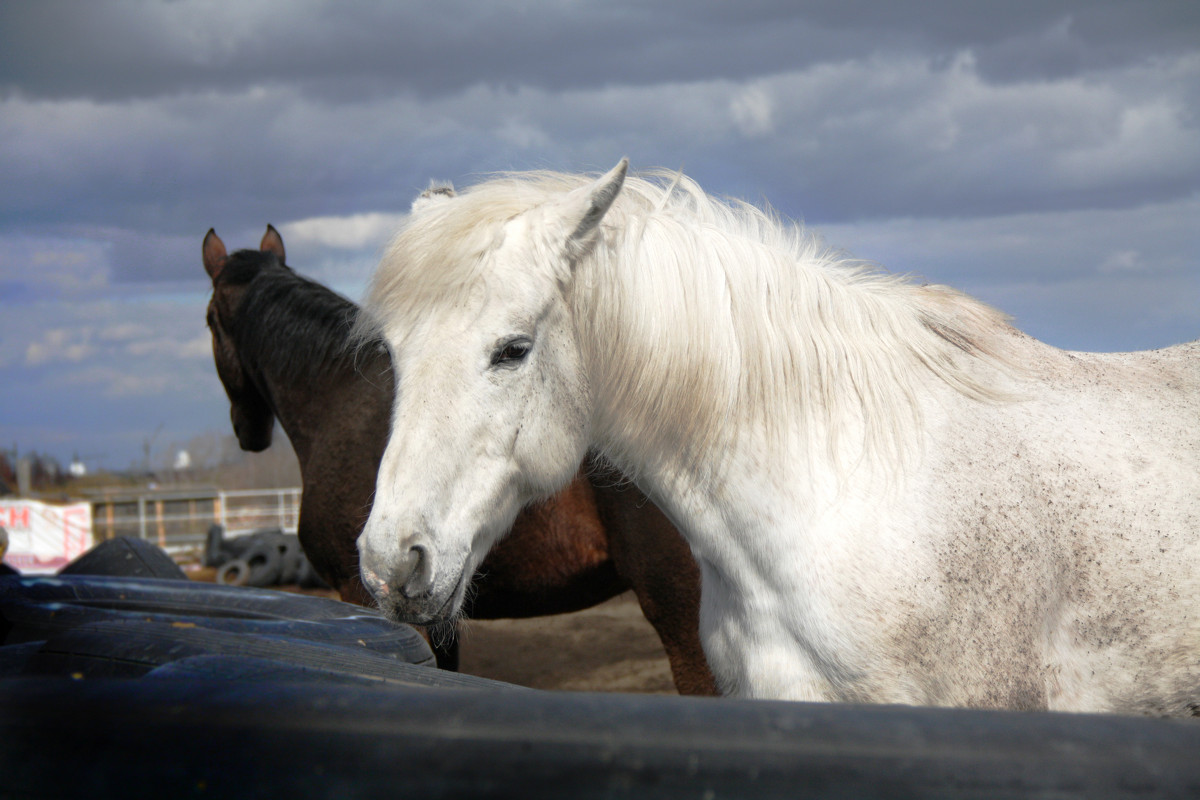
left=155, top=500, right=165, bottom=548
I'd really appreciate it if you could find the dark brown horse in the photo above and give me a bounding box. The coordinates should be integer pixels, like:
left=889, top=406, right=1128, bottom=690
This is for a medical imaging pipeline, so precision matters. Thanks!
left=202, top=227, right=716, bottom=695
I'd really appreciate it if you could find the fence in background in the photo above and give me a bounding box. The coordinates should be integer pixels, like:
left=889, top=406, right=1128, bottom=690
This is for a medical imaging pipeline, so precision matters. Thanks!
left=87, top=488, right=302, bottom=556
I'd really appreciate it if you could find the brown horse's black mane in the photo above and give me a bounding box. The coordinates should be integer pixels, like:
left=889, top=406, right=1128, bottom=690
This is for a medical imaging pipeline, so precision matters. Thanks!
left=221, top=248, right=387, bottom=387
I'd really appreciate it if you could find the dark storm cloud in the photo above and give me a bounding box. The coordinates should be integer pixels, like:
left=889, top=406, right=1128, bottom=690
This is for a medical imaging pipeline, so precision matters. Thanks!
left=0, top=1, right=822, bottom=101
left=3, top=47, right=1197, bottom=289
left=3, top=1, right=1197, bottom=102
left=3, top=0, right=1195, bottom=249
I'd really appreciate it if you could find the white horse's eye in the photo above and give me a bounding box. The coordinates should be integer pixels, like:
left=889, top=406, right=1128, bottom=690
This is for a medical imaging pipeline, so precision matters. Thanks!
left=491, top=337, right=533, bottom=367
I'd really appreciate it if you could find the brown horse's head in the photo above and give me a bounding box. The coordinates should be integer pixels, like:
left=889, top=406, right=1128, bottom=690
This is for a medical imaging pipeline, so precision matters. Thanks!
left=202, top=226, right=281, bottom=452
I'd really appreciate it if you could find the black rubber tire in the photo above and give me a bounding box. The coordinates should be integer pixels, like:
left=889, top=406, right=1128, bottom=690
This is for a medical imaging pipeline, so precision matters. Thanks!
left=20, top=620, right=492, bottom=686
left=57, top=537, right=186, bottom=581
left=293, top=554, right=314, bottom=587
left=0, top=574, right=436, bottom=668
left=276, top=535, right=305, bottom=585
left=3, top=676, right=1200, bottom=799
left=141, top=654, right=511, bottom=689
left=221, top=528, right=282, bottom=559
left=294, top=555, right=330, bottom=590
left=215, top=559, right=250, bottom=586
left=203, top=525, right=226, bottom=568
left=240, top=539, right=282, bottom=587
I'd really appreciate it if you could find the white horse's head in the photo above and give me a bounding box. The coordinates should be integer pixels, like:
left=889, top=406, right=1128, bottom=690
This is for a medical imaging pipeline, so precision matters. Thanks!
left=356, top=159, right=628, bottom=623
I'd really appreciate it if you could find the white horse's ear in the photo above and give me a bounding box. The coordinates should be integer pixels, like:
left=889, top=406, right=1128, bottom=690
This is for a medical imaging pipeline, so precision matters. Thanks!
left=562, top=158, right=628, bottom=259
left=412, top=183, right=456, bottom=213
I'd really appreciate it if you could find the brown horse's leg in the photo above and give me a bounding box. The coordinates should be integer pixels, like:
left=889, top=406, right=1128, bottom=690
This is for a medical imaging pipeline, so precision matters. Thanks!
left=590, top=478, right=719, bottom=696
left=428, top=628, right=461, bottom=671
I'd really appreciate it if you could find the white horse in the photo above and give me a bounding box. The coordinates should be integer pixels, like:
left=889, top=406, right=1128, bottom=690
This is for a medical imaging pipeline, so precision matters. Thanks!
left=356, top=160, right=1199, bottom=715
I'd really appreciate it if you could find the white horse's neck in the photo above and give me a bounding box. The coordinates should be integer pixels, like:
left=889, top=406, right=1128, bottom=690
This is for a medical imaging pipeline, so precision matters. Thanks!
left=573, top=184, right=1014, bottom=505
left=566, top=187, right=1020, bottom=699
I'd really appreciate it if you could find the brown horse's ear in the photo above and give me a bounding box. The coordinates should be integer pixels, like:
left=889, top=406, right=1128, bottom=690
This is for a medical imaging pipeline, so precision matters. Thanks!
left=261, top=224, right=286, bottom=263
left=202, top=229, right=227, bottom=280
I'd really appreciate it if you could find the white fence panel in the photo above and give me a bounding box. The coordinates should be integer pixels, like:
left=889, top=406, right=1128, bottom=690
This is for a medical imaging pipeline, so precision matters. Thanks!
left=88, top=488, right=302, bottom=556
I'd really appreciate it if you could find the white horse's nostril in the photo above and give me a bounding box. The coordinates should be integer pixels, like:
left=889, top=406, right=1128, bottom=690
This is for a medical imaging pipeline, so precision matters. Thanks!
left=359, top=538, right=435, bottom=603
left=398, top=544, right=434, bottom=598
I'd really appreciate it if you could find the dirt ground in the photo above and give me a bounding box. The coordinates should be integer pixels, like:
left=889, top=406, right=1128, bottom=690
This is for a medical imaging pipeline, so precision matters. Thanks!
left=456, top=591, right=678, bottom=694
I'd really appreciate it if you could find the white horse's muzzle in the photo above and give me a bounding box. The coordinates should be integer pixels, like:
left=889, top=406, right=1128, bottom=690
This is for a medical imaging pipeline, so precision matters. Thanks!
left=359, top=535, right=467, bottom=624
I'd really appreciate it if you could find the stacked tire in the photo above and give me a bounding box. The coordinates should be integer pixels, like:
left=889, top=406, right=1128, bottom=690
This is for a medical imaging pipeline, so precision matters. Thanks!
left=204, top=526, right=328, bottom=590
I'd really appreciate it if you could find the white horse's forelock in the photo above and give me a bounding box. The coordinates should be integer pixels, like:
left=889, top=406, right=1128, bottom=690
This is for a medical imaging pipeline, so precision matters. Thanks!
left=355, top=172, right=586, bottom=346
left=360, top=167, right=1019, bottom=482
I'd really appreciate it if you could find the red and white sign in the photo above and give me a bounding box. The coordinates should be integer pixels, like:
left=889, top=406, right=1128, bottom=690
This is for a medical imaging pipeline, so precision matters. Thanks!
left=1, top=500, right=93, bottom=574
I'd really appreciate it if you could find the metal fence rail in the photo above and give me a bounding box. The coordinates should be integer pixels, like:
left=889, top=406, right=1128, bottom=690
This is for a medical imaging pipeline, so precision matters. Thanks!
left=88, top=488, right=302, bottom=555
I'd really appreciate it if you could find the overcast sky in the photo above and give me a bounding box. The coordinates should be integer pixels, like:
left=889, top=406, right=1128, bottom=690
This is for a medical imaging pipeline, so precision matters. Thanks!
left=2, top=1, right=1198, bottom=472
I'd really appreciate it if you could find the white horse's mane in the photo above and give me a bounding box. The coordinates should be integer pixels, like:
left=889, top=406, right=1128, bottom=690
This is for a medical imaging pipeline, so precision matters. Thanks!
left=362, top=167, right=1018, bottom=478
